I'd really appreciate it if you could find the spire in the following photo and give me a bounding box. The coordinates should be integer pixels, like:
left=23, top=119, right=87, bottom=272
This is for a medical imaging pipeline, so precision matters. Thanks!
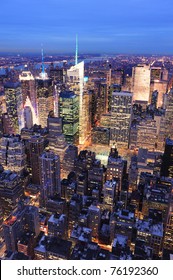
left=75, top=34, right=78, bottom=65
left=41, top=45, right=45, bottom=76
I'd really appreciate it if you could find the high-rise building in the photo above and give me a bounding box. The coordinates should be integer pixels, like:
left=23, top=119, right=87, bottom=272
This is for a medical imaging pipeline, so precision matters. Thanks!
left=4, top=82, right=24, bottom=133
left=110, top=91, right=132, bottom=148
left=106, top=147, right=127, bottom=193
left=88, top=204, right=101, bottom=239
left=164, top=89, right=173, bottom=139
left=103, top=179, right=117, bottom=210
left=39, top=151, right=61, bottom=205
left=19, top=70, right=38, bottom=124
left=36, top=77, right=54, bottom=127
left=67, top=61, right=89, bottom=144
left=0, top=135, right=26, bottom=174
left=59, top=91, right=79, bottom=144
left=28, top=135, right=45, bottom=184
left=0, top=170, right=24, bottom=218
left=161, top=138, right=173, bottom=178
left=132, top=64, right=151, bottom=102
left=47, top=117, right=68, bottom=176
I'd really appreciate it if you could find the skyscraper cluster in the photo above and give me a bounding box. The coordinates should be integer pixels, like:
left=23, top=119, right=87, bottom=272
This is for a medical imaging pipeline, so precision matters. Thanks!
left=0, top=49, right=173, bottom=260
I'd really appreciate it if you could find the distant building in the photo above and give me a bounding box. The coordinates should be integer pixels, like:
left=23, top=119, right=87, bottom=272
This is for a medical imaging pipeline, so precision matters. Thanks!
left=110, top=91, right=132, bottom=148
left=132, top=64, right=151, bottom=102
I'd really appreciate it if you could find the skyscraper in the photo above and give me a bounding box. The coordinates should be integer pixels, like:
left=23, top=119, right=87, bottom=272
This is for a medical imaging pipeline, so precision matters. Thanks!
left=110, top=91, right=132, bottom=148
left=59, top=90, right=79, bottom=144
left=36, top=77, right=54, bottom=127
left=28, top=135, right=45, bottom=184
left=39, top=151, right=61, bottom=204
left=0, top=135, right=26, bottom=174
left=19, top=70, right=38, bottom=124
left=4, top=82, right=24, bottom=133
left=132, top=64, right=151, bottom=102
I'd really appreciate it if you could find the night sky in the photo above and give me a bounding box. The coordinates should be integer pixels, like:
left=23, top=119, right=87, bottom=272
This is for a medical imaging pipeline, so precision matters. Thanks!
left=0, top=0, right=173, bottom=54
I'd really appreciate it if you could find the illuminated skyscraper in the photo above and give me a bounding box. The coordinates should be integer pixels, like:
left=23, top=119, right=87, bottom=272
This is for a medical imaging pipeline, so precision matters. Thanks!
left=39, top=151, right=61, bottom=205
left=28, top=135, right=45, bottom=184
left=0, top=170, right=24, bottom=218
left=59, top=91, right=79, bottom=144
left=47, top=117, right=68, bottom=177
left=36, top=77, right=54, bottom=127
left=19, top=70, right=38, bottom=124
left=4, top=82, right=24, bottom=133
left=132, top=64, right=151, bottom=102
left=0, top=135, right=26, bottom=174
left=110, top=91, right=132, bottom=148
left=67, top=38, right=89, bottom=144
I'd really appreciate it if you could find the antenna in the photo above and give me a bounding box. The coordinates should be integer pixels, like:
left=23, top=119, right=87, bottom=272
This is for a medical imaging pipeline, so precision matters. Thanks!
left=75, top=34, right=78, bottom=65
left=41, top=44, right=45, bottom=76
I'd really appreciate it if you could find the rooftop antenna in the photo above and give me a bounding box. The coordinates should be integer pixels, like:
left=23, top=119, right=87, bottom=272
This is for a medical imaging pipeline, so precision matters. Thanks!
left=75, top=34, right=78, bottom=65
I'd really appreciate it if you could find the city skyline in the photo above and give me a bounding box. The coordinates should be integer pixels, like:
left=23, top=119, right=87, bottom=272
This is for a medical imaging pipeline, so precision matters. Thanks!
left=0, top=0, right=173, bottom=54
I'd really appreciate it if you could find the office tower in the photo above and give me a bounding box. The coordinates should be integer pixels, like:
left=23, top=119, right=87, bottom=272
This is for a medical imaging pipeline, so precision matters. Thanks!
left=62, top=145, right=78, bottom=179
left=103, top=179, right=117, bottom=210
left=0, top=135, right=26, bottom=174
left=48, top=213, right=67, bottom=239
left=161, top=138, right=173, bottom=178
left=132, top=64, right=151, bottom=102
left=95, top=82, right=107, bottom=121
left=0, top=170, right=24, bottom=218
left=67, top=43, right=88, bottom=144
left=47, top=116, right=68, bottom=174
left=137, top=118, right=157, bottom=151
left=39, top=151, right=61, bottom=205
left=88, top=204, right=101, bottom=239
left=88, top=166, right=104, bottom=199
left=35, top=56, right=54, bottom=128
left=28, top=135, right=45, bottom=184
left=59, top=91, right=79, bottom=144
left=150, top=66, right=168, bottom=107
left=19, top=70, right=38, bottom=123
left=4, top=82, right=24, bottom=133
left=164, top=89, right=173, bottom=139
left=108, top=84, right=121, bottom=112
left=154, top=114, right=166, bottom=152
left=106, top=147, right=127, bottom=192
left=2, top=202, right=26, bottom=251
left=110, top=91, right=132, bottom=148
left=24, top=205, right=40, bottom=237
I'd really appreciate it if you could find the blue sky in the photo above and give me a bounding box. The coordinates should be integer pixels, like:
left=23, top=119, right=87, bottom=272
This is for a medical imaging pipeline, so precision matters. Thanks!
left=0, top=0, right=173, bottom=54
